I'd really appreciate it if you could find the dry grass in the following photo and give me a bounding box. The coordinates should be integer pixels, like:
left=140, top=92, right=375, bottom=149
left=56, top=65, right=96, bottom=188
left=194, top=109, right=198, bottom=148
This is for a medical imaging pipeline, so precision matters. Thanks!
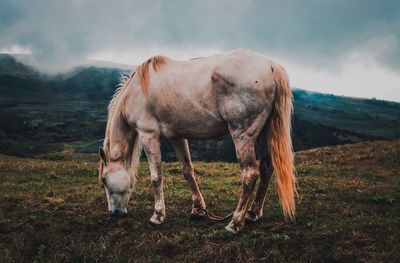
left=0, top=140, right=399, bottom=262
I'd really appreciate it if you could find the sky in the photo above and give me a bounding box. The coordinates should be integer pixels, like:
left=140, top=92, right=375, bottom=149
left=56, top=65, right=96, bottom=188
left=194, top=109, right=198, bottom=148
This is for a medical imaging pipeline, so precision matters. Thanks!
left=0, top=0, right=399, bottom=101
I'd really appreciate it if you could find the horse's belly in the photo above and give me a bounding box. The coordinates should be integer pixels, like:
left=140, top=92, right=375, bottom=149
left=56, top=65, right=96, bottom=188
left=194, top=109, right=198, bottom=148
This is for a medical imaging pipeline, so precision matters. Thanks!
left=157, top=114, right=229, bottom=140
left=150, top=80, right=229, bottom=139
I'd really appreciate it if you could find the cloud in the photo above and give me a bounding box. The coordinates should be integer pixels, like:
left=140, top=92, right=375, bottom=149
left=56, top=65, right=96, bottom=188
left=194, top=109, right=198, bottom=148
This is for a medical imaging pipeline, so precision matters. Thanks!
left=282, top=35, right=400, bottom=102
left=0, top=44, right=32, bottom=54
left=0, top=0, right=399, bottom=100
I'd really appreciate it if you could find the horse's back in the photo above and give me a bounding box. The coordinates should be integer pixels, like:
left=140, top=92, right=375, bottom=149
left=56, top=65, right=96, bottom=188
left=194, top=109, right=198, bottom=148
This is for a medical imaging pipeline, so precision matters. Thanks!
left=157, top=49, right=274, bottom=84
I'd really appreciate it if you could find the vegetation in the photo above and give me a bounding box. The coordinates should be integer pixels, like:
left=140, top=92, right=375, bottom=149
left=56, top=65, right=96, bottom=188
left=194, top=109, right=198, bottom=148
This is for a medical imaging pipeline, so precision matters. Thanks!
left=0, top=140, right=399, bottom=262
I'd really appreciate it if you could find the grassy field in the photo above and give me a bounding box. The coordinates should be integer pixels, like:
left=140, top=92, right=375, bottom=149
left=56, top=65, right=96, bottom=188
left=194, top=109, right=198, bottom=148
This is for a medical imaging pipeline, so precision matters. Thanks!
left=0, top=140, right=399, bottom=262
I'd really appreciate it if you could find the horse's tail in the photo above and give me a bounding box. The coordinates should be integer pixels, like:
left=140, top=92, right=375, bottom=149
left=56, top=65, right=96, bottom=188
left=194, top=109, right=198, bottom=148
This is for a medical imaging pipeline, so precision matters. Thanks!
left=268, top=63, right=297, bottom=220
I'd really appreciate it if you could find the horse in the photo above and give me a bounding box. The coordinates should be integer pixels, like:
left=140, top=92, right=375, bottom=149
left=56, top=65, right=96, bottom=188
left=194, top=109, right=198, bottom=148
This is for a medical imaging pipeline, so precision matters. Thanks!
left=98, top=48, right=296, bottom=233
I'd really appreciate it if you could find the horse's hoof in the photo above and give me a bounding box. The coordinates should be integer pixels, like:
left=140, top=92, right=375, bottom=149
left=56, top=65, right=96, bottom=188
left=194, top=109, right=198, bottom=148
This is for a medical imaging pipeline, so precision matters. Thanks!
left=225, top=220, right=242, bottom=234
left=189, top=209, right=206, bottom=220
left=150, top=213, right=165, bottom=225
left=245, top=211, right=261, bottom=222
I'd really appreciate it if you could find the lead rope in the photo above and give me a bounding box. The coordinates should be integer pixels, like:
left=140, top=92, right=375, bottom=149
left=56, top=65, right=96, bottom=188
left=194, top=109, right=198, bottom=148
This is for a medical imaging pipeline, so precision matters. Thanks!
left=201, top=209, right=234, bottom=222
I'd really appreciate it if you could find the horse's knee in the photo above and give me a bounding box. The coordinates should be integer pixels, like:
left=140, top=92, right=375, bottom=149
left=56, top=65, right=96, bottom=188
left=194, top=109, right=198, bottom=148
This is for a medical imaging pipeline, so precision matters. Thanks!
left=183, top=164, right=194, bottom=178
left=242, top=167, right=259, bottom=189
left=151, top=175, right=162, bottom=188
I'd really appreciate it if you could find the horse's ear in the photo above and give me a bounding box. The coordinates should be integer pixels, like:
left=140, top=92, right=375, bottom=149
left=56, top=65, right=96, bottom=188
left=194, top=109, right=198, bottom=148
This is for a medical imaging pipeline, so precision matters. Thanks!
left=99, top=147, right=107, bottom=165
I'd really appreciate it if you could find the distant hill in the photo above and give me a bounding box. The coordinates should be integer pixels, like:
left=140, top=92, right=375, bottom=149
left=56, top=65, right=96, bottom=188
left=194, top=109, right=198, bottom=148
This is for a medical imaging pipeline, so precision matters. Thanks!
left=0, top=54, right=399, bottom=160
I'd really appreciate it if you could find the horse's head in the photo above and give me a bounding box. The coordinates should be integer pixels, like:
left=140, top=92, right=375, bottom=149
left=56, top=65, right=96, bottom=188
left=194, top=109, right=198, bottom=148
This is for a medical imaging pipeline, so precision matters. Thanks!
left=98, top=147, right=134, bottom=217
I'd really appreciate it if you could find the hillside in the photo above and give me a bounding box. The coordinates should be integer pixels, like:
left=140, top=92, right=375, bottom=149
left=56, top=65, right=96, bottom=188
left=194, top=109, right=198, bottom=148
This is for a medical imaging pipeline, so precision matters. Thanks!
left=1, top=54, right=399, bottom=160
left=0, top=140, right=398, bottom=261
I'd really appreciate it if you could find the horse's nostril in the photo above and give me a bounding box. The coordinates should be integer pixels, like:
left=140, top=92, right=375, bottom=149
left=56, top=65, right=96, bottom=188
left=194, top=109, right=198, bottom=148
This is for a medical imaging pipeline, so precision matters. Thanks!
left=110, top=209, right=128, bottom=218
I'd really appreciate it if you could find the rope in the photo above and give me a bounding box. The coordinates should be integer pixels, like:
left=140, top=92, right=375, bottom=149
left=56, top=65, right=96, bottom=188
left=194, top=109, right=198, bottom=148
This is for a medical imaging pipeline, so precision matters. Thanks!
left=201, top=209, right=234, bottom=222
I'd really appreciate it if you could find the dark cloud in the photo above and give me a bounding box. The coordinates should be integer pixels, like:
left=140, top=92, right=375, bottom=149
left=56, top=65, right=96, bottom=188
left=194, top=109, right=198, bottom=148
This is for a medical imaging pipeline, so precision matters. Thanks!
left=0, top=1, right=400, bottom=101
left=1, top=0, right=399, bottom=68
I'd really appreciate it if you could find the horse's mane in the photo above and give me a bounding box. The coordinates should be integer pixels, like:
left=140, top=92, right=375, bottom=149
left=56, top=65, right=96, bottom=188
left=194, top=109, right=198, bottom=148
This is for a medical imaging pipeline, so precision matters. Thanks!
left=108, top=73, right=132, bottom=112
left=108, top=55, right=167, bottom=116
left=104, top=70, right=135, bottom=151
left=136, top=55, right=167, bottom=96
left=104, top=55, right=167, bottom=151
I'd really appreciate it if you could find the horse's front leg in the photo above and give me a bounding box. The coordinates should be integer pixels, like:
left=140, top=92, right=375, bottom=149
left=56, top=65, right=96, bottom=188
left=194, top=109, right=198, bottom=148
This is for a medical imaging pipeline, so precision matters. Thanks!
left=171, top=139, right=206, bottom=218
left=140, top=131, right=166, bottom=224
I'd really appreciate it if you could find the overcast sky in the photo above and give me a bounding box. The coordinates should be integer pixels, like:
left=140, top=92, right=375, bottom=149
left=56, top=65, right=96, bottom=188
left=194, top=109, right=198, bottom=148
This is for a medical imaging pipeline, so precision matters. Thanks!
left=1, top=0, right=399, bottom=101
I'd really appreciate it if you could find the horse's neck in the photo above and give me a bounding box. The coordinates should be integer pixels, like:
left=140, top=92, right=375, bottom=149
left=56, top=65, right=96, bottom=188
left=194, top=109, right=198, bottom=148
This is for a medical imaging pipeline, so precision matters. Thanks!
left=106, top=106, right=133, bottom=165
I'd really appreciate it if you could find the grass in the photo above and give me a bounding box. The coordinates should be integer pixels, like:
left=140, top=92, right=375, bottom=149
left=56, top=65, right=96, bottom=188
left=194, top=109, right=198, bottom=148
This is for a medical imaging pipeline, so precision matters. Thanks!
left=0, top=140, right=399, bottom=262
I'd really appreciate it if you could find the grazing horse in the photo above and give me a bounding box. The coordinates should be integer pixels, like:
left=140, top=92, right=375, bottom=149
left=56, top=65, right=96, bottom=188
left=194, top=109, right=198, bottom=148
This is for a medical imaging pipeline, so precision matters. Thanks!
left=98, top=49, right=296, bottom=233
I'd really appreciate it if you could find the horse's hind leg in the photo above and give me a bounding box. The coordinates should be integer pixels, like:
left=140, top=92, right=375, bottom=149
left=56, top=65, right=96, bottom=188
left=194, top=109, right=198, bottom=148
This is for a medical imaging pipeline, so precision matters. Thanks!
left=171, top=139, right=206, bottom=217
left=140, top=131, right=166, bottom=225
left=246, top=123, right=273, bottom=222
left=225, top=117, right=267, bottom=233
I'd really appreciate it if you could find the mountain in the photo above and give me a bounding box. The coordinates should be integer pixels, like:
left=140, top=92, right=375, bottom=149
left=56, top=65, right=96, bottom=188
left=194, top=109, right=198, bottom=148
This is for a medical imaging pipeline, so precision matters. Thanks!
left=0, top=54, right=399, bottom=160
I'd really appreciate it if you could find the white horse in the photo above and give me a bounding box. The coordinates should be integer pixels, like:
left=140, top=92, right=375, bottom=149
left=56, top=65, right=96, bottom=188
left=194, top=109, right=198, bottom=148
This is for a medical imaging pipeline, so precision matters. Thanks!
left=98, top=49, right=296, bottom=233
